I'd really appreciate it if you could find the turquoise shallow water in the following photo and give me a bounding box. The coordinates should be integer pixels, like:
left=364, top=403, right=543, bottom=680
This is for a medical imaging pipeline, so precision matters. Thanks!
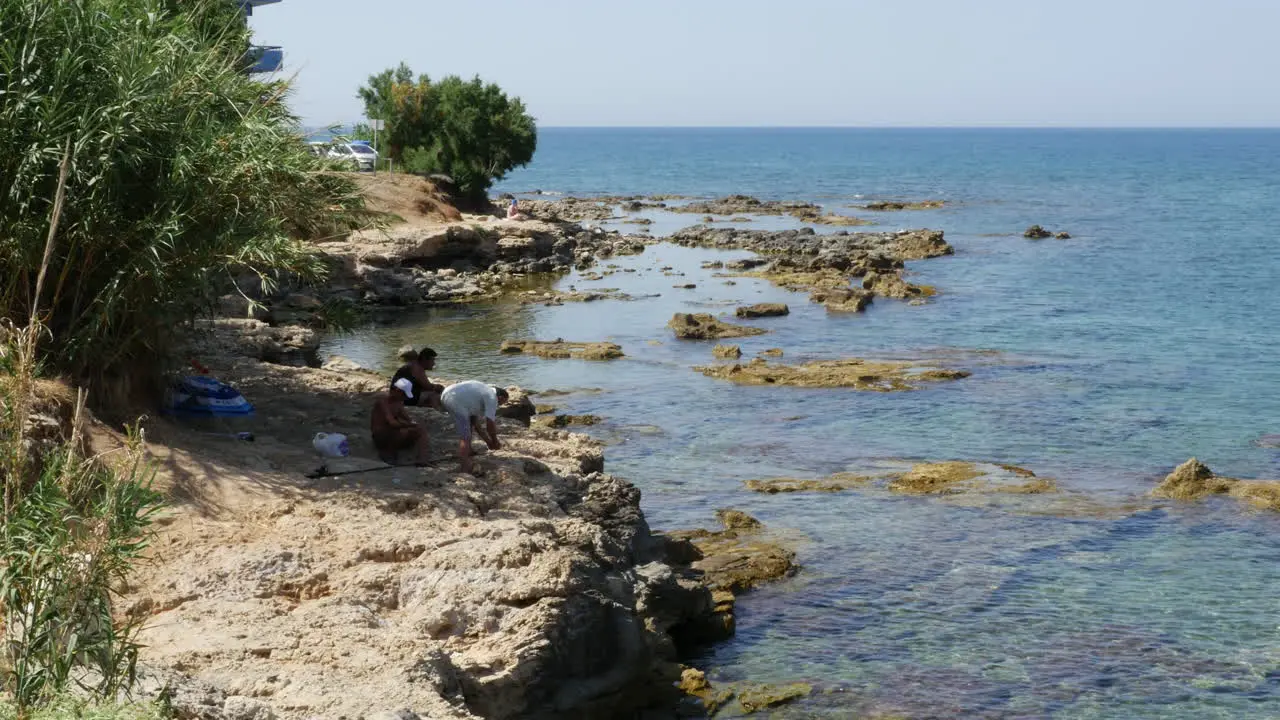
left=324, top=129, right=1280, bottom=716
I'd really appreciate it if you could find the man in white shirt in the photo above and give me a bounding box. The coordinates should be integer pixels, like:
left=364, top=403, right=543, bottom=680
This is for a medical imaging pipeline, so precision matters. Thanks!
left=440, top=381, right=510, bottom=474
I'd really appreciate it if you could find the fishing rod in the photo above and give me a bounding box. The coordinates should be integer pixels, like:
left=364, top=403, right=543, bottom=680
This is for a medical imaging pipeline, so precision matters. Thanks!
left=306, top=455, right=454, bottom=479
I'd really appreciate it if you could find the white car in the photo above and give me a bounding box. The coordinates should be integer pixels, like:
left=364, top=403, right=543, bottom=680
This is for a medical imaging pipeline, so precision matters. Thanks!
left=325, top=142, right=378, bottom=172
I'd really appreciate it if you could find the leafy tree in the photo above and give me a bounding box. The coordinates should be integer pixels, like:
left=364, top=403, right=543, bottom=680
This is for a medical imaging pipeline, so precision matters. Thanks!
left=357, top=68, right=536, bottom=203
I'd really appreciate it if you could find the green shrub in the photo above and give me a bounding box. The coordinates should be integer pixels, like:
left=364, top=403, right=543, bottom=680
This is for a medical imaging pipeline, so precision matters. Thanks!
left=358, top=66, right=537, bottom=204
left=0, top=0, right=371, bottom=385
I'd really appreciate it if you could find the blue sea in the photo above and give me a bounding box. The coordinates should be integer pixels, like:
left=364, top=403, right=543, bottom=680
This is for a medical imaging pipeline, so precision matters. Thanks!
left=329, top=128, right=1280, bottom=718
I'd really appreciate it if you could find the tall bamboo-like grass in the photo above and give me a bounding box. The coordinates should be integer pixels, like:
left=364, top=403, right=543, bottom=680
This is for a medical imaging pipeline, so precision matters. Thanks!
left=0, top=317, right=163, bottom=712
left=0, top=151, right=163, bottom=716
left=0, top=0, right=371, bottom=388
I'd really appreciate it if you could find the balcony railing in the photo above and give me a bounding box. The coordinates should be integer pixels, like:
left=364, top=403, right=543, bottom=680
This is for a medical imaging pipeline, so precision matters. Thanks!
left=238, top=0, right=282, bottom=16
left=245, top=45, right=283, bottom=73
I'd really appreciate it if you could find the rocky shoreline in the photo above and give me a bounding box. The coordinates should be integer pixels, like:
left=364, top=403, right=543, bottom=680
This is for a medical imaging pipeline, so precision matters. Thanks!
left=144, top=182, right=980, bottom=718
left=125, top=342, right=803, bottom=719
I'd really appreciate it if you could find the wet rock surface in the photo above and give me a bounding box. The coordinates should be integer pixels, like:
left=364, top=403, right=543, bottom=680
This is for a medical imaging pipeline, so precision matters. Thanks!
left=735, top=682, right=814, bottom=713
left=1023, top=224, right=1053, bottom=239
left=745, top=463, right=1055, bottom=496
left=862, top=199, right=946, bottom=211
left=887, top=461, right=1056, bottom=495
left=668, top=313, right=769, bottom=340
left=667, top=195, right=822, bottom=218
left=672, top=225, right=952, bottom=313
left=862, top=271, right=936, bottom=300
left=1153, top=457, right=1280, bottom=511
left=532, top=413, right=604, bottom=428
left=499, top=339, right=624, bottom=361
left=694, top=357, right=970, bottom=391
left=735, top=302, right=790, bottom=318
left=712, top=344, right=743, bottom=359
left=745, top=473, right=871, bottom=493
left=665, top=510, right=797, bottom=594
left=515, top=287, right=634, bottom=305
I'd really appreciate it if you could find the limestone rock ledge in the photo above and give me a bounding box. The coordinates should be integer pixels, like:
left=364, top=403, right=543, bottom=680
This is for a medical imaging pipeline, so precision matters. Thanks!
left=123, top=356, right=723, bottom=720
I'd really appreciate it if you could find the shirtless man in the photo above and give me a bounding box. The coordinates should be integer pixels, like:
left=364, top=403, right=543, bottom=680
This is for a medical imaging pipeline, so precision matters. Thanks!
left=440, top=381, right=509, bottom=474
left=391, top=347, right=444, bottom=409
left=370, top=377, right=430, bottom=465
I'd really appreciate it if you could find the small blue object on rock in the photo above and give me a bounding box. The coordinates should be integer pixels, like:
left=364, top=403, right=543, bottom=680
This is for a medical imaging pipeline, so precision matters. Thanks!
left=165, top=375, right=254, bottom=417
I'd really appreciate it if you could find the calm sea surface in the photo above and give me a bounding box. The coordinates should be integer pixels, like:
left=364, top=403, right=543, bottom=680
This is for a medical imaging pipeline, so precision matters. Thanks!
left=325, top=129, right=1280, bottom=718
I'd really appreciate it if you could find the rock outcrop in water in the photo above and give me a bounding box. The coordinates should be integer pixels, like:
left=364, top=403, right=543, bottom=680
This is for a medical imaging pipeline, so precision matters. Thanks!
left=668, top=313, right=769, bottom=340
left=694, top=357, right=969, bottom=391
left=671, top=225, right=951, bottom=311
left=862, top=200, right=946, bottom=211
left=888, top=461, right=1055, bottom=495
left=668, top=195, right=821, bottom=218
left=499, top=339, right=624, bottom=360
left=736, top=683, right=815, bottom=713
left=735, top=303, right=790, bottom=318
left=746, top=462, right=1056, bottom=497
left=712, top=344, right=743, bottom=359
left=1153, top=458, right=1280, bottom=511
left=862, top=271, right=936, bottom=300
left=745, top=474, right=871, bottom=493
left=1023, top=225, right=1053, bottom=239
left=664, top=510, right=797, bottom=594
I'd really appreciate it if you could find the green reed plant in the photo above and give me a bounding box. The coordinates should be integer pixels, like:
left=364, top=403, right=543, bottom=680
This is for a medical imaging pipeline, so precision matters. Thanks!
left=0, top=318, right=165, bottom=713
left=0, top=318, right=164, bottom=712
left=0, top=0, right=372, bottom=386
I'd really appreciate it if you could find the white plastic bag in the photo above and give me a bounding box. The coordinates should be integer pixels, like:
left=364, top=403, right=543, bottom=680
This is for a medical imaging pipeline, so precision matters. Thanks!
left=312, top=432, right=350, bottom=458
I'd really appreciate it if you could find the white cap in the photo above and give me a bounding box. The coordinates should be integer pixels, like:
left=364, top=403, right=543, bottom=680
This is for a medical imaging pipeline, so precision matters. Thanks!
left=393, top=377, right=414, bottom=398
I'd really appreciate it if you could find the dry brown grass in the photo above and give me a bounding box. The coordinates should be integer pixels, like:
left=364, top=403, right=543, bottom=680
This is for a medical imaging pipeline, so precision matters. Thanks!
left=351, top=173, right=462, bottom=223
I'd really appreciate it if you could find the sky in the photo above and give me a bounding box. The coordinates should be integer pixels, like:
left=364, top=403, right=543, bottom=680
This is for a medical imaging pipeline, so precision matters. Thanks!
left=249, top=0, right=1280, bottom=128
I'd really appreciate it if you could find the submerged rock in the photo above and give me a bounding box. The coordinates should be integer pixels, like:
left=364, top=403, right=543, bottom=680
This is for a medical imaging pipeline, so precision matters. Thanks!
left=712, top=344, right=743, bottom=359
left=669, top=195, right=821, bottom=217
left=745, top=473, right=870, bottom=494
left=888, top=461, right=1056, bottom=495
left=1023, top=225, right=1053, bottom=239
left=789, top=209, right=874, bottom=226
left=735, top=682, right=813, bottom=714
left=863, top=200, right=946, bottom=211
left=668, top=313, right=769, bottom=340
left=735, top=303, right=790, bottom=318
left=1056, top=231, right=1072, bottom=239
left=759, top=348, right=785, bottom=357
left=499, top=339, right=624, bottom=360
left=694, top=357, right=969, bottom=391
left=533, top=413, right=603, bottom=428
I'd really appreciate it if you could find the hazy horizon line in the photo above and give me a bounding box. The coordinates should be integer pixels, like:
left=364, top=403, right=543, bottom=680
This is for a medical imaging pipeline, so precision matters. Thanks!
left=532, top=124, right=1280, bottom=130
